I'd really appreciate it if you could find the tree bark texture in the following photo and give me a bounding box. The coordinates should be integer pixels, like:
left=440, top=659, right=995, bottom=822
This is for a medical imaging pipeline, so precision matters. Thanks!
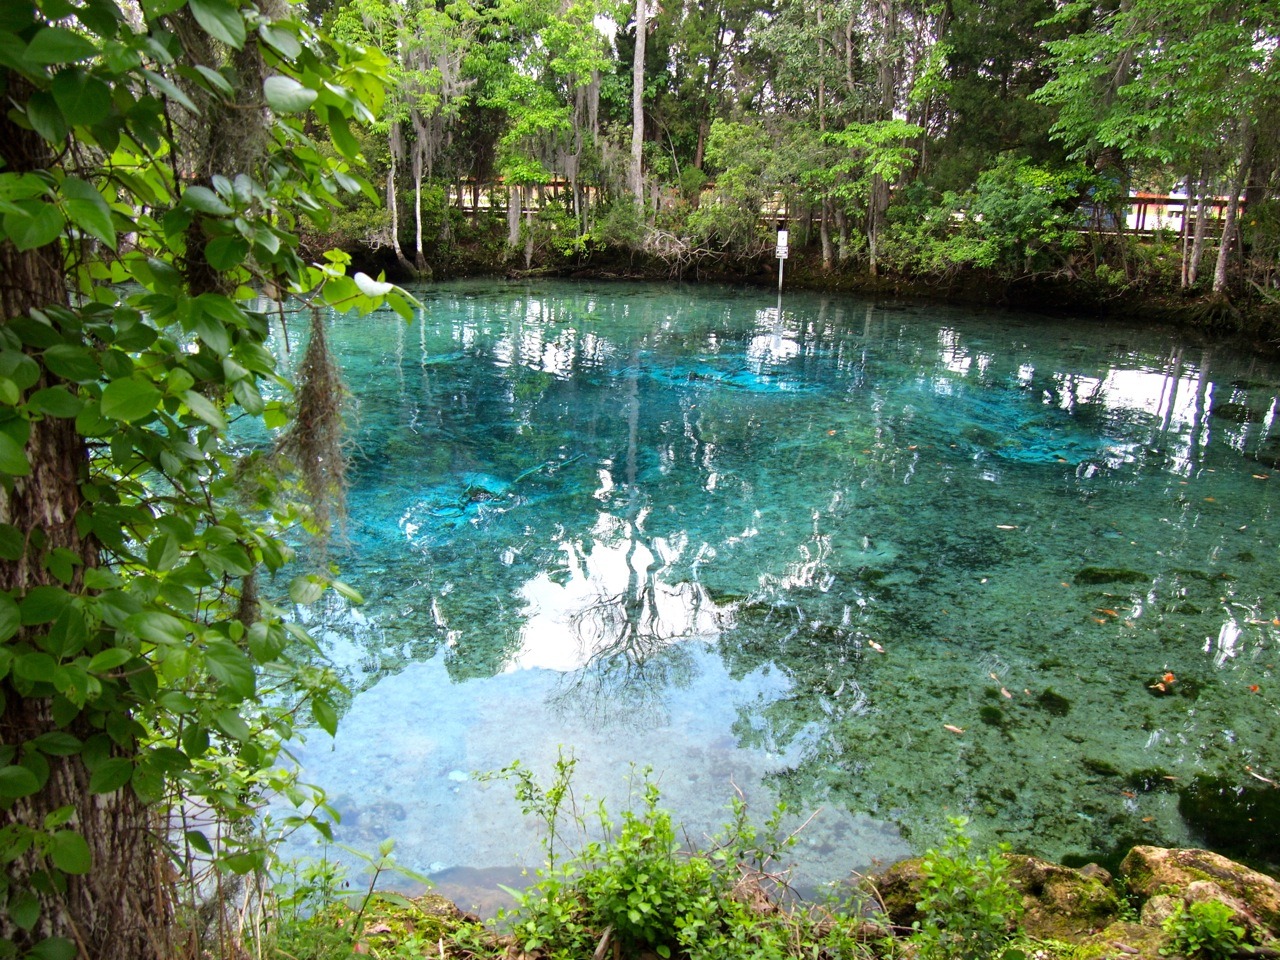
left=0, top=74, right=172, bottom=960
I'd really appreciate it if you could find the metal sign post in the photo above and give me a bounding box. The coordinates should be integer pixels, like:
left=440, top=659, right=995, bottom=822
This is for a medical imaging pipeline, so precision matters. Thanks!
left=775, top=228, right=789, bottom=293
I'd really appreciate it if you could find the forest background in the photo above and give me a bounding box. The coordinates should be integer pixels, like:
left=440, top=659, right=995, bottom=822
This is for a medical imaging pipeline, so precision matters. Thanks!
left=315, top=0, right=1279, bottom=331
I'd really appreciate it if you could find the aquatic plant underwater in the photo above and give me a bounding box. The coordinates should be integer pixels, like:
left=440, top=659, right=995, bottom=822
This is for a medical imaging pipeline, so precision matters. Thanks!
left=277, top=280, right=1280, bottom=896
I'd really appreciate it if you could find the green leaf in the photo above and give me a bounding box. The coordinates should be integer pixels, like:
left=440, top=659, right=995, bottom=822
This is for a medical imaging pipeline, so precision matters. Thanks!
left=288, top=575, right=324, bottom=605
left=215, top=707, right=252, bottom=741
left=9, top=890, right=39, bottom=931
left=100, top=377, right=161, bottom=422
left=62, top=176, right=117, bottom=247
left=3, top=202, right=64, bottom=251
left=20, top=585, right=70, bottom=625
left=191, top=312, right=232, bottom=354
left=181, top=389, right=226, bottom=429
left=146, top=534, right=181, bottom=573
left=187, top=0, right=246, bottom=49
left=205, top=235, right=249, bottom=271
left=0, top=762, right=40, bottom=799
left=31, top=732, right=82, bottom=756
left=263, top=75, right=316, bottom=114
left=29, top=938, right=77, bottom=960
left=25, top=26, right=97, bottom=64
left=27, top=386, right=83, bottom=418
left=131, top=763, right=164, bottom=804
left=25, top=90, right=69, bottom=144
left=87, top=647, right=134, bottom=673
left=221, top=849, right=265, bottom=874
left=205, top=639, right=255, bottom=698
left=185, top=829, right=214, bottom=854
left=192, top=64, right=234, bottom=96
left=15, top=653, right=58, bottom=686
left=49, top=829, right=92, bottom=874
left=0, top=431, right=29, bottom=476
left=43, top=344, right=98, bottom=382
left=258, top=23, right=301, bottom=59
left=326, top=110, right=361, bottom=158
left=124, top=610, right=189, bottom=645
left=311, top=697, right=338, bottom=736
left=331, top=580, right=363, bottom=603
left=142, top=68, right=198, bottom=113
left=0, top=592, right=19, bottom=641
left=51, top=69, right=113, bottom=126
left=0, top=348, right=42, bottom=389
left=181, top=185, right=233, bottom=216
left=87, top=757, right=133, bottom=793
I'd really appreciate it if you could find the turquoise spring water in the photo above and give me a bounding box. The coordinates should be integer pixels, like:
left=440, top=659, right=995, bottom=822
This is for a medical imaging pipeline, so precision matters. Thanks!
left=276, top=279, right=1279, bottom=908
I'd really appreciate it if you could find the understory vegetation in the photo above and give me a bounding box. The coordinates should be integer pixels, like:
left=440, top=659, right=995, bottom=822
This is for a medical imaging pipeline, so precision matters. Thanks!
left=246, top=755, right=1274, bottom=960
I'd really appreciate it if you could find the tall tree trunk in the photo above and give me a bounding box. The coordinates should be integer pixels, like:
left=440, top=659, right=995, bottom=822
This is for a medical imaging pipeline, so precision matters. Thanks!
left=1212, top=123, right=1256, bottom=295
left=413, top=147, right=427, bottom=276
left=0, top=75, right=172, bottom=960
left=1187, top=166, right=1212, bottom=288
left=387, top=158, right=414, bottom=276
left=821, top=198, right=835, bottom=271
left=524, top=188, right=535, bottom=269
left=629, top=0, right=647, bottom=206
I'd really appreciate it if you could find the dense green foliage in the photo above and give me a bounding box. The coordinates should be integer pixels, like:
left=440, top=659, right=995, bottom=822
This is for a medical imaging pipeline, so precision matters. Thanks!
left=308, top=0, right=1277, bottom=300
left=1160, top=901, right=1248, bottom=960
left=911, top=817, right=1022, bottom=960
left=0, top=0, right=411, bottom=956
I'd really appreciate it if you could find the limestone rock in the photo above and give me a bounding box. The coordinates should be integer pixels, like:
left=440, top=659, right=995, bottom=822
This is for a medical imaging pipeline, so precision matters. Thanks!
left=1004, top=854, right=1122, bottom=939
left=1139, top=893, right=1180, bottom=929
left=1081, top=920, right=1167, bottom=960
left=1119, top=845, right=1280, bottom=935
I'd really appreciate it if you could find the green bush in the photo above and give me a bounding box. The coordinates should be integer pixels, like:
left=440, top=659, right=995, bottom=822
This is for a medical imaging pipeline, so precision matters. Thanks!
left=1160, top=899, right=1247, bottom=960
left=492, top=753, right=875, bottom=960
left=911, top=816, right=1023, bottom=960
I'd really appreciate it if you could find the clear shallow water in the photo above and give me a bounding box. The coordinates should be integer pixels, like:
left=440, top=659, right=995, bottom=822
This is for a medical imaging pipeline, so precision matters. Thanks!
left=276, top=280, right=1280, bottom=904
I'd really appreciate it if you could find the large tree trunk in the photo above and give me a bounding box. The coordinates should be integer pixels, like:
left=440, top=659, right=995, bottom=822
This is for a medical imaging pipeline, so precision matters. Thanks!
left=0, top=75, right=172, bottom=960
left=629, top=0, right=647, bottom=206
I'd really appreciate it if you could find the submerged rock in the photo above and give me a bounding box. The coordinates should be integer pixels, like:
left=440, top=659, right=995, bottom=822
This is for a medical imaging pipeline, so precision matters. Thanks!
left=1178, top=776, right=1280, bottom=870
left=1036, top=688, right=1073, bottom=716
left=1075, top=566, right=1150, bottom=585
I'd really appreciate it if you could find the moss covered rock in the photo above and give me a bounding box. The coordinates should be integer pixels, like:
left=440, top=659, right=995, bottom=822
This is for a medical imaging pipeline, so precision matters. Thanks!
left=865, top=856, right=928, bottom=931
left=1004, top=855, right=1122, bottom=939
left=1079, top=920, right=1167, bottom=960
left=1119, top=846, right=1280, bottom=935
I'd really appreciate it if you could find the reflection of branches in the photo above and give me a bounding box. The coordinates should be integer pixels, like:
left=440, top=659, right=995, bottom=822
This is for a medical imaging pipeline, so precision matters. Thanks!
left=545, top=525, right=731, bottom=727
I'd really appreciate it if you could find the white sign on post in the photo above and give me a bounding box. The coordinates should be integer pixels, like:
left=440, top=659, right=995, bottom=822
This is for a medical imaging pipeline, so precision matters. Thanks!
left=776, top=229, right=789, bottom=260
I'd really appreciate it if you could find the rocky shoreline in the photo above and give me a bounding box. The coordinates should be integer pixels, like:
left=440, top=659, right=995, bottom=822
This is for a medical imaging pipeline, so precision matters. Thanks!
left=354, top=844, right=1280, bottom=959
left=872, top=844, right=1280, bottom=959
